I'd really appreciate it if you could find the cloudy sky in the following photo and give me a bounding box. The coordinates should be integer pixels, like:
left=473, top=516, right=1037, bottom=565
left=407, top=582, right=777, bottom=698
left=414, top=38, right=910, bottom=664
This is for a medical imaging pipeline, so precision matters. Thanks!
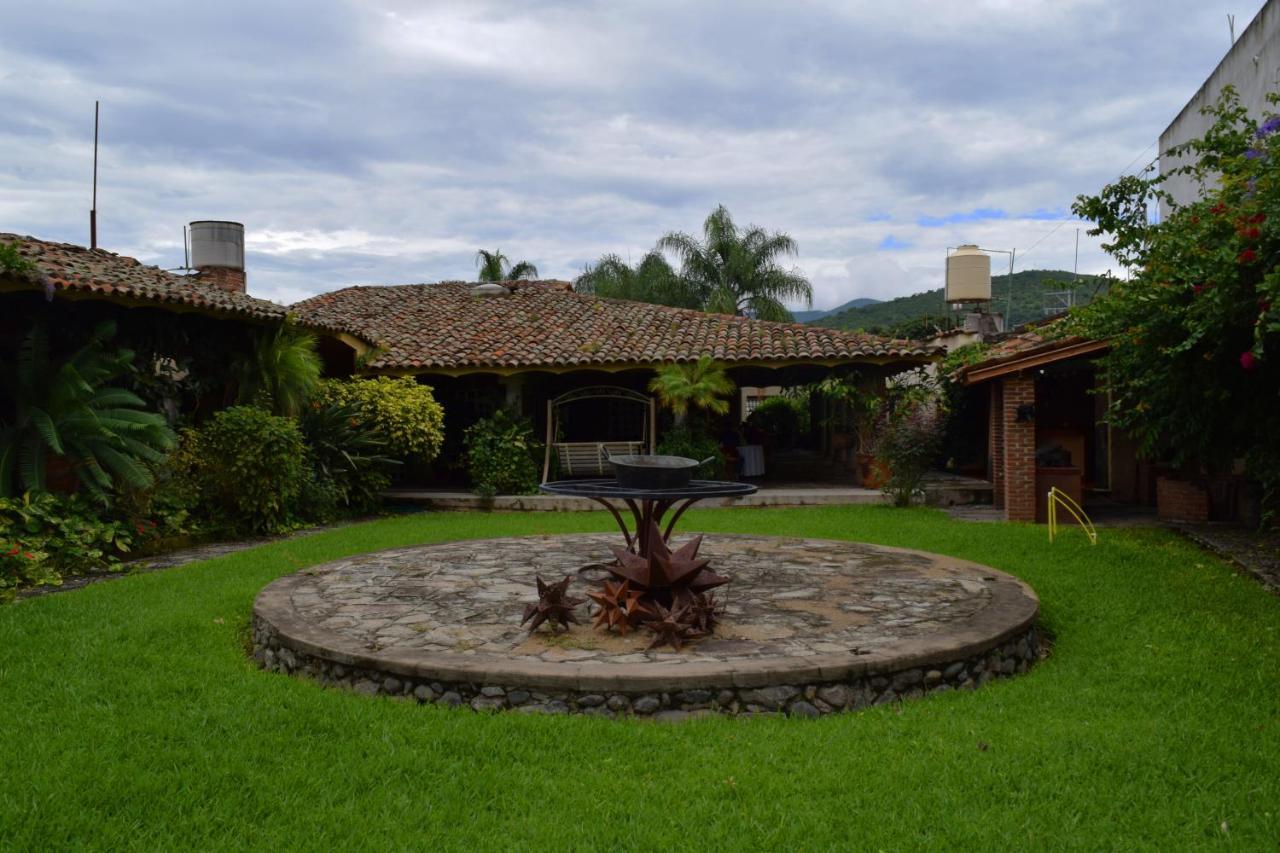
left=0, top=0, right=1267, bottom=308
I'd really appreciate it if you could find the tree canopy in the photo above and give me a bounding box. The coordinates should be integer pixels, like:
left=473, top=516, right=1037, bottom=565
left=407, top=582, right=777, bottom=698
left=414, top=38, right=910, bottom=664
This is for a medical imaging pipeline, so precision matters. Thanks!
left=1070, top=86, right=1279, bottom=520
left=575, top=205, right=813, bottom=322
left=475, top=249, right=538, bottom=283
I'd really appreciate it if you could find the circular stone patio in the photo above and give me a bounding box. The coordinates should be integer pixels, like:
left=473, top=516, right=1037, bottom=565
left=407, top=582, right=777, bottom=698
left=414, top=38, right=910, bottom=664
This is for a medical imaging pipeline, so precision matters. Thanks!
left=252, top=534, right=1041, bottom=718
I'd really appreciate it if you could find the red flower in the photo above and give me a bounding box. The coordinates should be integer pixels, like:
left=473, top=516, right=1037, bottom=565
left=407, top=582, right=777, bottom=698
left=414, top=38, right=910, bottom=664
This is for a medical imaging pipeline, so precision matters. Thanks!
left=1239, top=248, right=1258, bottom=264
left=1192, top=284, right=1205, bottom=295
left=6, top=546, right=17, bottom=556
left=23, top=552, right=33, bottom=560
left=1251, top=212, right=1267, bottom=223
left=1237, top=226, right=1262, bottom=240
left=1241, top=351, right=1260, bottom=371
left=1211, top=202, right=1228, bottom=215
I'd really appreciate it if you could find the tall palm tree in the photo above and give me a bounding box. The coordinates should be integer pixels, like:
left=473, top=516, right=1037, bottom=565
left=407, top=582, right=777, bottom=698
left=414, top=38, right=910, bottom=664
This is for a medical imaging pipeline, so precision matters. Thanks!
left=475, top=249, right=539, bottom=283
left=657, top=205, right=813, bottom=322
left=573, top=251, right=701, bottom=308
left=647, top=356, right=735, bottom=424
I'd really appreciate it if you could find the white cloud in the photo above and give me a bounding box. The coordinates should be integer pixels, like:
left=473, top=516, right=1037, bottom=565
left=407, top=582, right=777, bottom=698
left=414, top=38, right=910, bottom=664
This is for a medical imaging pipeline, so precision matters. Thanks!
left=0, top=0, right=1264, bottom=307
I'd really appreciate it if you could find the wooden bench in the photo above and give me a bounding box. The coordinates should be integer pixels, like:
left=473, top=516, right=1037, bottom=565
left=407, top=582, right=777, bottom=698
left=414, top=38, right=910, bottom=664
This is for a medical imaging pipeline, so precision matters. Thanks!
left=554, top=441, right=646, bottom=477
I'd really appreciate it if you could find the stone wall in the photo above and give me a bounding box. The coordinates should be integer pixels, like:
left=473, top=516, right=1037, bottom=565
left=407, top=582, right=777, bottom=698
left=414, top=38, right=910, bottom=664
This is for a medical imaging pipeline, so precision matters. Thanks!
left=252, top=616, right=1041, bottom=720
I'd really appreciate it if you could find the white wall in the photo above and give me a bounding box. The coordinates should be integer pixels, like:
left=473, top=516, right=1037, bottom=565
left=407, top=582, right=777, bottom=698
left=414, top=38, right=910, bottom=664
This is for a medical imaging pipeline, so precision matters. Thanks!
left=1160, top=0, right=1280, bottom=216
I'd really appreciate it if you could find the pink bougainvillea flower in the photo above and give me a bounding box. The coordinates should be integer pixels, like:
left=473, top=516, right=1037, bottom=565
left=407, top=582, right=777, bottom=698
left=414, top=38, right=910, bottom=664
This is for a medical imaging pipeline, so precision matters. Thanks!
left=1238, top=248, right=1258, bottom=264
left=1240, top=351, right=1259, bottom=371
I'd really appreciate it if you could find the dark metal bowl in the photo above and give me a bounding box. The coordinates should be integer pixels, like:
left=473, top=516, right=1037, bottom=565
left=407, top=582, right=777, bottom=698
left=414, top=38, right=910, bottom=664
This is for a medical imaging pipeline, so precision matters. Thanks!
left=607, top=454, right=713, bottom=490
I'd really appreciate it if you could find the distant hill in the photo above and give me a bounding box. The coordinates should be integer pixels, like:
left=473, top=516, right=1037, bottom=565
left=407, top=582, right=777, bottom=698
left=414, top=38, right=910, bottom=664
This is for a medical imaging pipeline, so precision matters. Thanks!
left=812, top=269, right=1106, bottom=335
left=790, top=297, right=881, bottom=324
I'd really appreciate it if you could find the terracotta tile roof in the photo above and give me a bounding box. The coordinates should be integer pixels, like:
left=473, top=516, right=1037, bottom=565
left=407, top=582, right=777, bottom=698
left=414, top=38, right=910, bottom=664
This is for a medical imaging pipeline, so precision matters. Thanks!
left=0, top=233, right=289, bottom=323
left=959, top=319, right=1107, bottom=384
left=291, top=280, right=938, bottom=372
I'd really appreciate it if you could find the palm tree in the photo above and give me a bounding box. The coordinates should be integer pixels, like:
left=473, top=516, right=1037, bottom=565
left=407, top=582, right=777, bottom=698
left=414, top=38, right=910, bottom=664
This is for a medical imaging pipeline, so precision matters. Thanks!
left=0, top=322, right=176, bottom=502
left=647, top=356, right=735, bottom=424
left=475, top=249, right=539, bottom=283
left=657, top=205, right=813, bottom=322
left=231, top=321, right=322, bottom=417
left=573, top=251, right=701, bottom=308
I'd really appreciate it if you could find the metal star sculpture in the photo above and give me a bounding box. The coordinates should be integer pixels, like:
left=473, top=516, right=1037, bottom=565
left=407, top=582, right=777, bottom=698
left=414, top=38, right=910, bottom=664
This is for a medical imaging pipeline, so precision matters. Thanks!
left=585, top=579, right=648, bottom=635
left=521, top=574, right=585, bottom=634
left=684, top=590, right=723, bottom=634
left=606, top=523, right=729, bottom=602
left=640, top=601, right=707, bottom=651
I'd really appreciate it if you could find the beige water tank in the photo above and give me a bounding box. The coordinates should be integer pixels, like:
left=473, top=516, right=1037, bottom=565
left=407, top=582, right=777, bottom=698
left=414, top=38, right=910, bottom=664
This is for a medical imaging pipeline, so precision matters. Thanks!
left=946, top=244, right=991, bottom=304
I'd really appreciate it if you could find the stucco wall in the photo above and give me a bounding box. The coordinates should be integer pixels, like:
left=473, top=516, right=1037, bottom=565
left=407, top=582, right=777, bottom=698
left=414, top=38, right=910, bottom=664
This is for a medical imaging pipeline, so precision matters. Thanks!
left=1159, top=0, right=1280, bottom=216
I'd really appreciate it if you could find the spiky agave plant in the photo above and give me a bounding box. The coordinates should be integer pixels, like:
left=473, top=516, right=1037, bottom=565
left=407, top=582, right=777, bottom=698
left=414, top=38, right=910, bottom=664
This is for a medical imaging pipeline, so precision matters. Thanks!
left=0, top=322, right=176, bottom=502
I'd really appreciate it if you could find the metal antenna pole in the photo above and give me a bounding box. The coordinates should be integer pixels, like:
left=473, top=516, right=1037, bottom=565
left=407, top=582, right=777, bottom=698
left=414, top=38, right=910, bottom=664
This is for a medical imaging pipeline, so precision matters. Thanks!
left=1006, top=248, right=1015, bottom=324
left=1073, top=228, right=1080, bottom=280
left=183, top=224, right=189, bottom=269
left=90, top=100, right=99, bottom=249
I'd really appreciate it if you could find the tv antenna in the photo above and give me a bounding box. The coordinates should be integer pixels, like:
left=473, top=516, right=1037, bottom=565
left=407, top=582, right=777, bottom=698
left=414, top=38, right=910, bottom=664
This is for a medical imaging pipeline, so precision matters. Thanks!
left=90, top=100, right=99, bottom=249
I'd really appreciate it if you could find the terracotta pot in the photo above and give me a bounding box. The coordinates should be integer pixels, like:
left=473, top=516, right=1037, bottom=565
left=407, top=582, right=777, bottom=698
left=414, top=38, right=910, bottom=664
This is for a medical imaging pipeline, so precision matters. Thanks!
left=45, top=455, right=80, bottom=494
left=857, top=453, right=889, bottom=489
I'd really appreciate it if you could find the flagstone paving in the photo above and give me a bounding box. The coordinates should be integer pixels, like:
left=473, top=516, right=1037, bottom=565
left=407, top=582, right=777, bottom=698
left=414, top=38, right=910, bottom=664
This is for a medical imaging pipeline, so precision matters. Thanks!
left=253, top=534, right=1040, bottom=716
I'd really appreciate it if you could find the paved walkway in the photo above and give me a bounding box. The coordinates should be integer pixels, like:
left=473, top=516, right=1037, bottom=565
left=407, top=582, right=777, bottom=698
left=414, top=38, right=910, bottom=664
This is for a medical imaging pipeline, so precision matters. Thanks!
left=1177, top=525, right=1280, bottom=595
left=15, top=523, right=350, bottom=601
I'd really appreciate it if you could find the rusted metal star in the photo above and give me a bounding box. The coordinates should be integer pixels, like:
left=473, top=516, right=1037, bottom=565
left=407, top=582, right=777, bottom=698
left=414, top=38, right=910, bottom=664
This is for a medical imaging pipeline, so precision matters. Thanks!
left=640, top=601, right=707, bottom=651
left=521, top=574, right=584, bottom=634
left=586, top=579, right=648, bottom=635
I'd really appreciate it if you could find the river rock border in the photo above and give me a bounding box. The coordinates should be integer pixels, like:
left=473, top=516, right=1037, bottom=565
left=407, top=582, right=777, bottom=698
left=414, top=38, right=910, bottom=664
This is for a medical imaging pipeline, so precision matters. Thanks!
left=251, top=535, right=1041, bottom=718
left=252, top=618, right=1040, bottom=719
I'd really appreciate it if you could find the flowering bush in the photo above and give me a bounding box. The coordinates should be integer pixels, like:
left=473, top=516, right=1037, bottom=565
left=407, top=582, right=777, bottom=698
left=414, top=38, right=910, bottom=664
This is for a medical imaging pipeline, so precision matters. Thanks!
left=0, top=492, right=142, bottom=599
left=313, top=377, right=444, bottom=464
left=869, top=380, right=946, bottom=507
left=1071, top=87, right=1280, bottom=521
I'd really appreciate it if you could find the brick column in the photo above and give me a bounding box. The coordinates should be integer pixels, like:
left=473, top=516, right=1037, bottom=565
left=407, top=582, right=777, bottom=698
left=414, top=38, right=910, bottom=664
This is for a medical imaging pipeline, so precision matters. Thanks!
left=989, top=382, right=1004, bottom=509
left=1002, top=375, right=1036, bottom=522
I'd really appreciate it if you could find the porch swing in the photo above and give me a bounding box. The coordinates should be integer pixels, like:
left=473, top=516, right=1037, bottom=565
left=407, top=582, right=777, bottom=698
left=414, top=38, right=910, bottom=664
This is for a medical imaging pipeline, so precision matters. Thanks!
left=542, top=386, right=656, bottom=481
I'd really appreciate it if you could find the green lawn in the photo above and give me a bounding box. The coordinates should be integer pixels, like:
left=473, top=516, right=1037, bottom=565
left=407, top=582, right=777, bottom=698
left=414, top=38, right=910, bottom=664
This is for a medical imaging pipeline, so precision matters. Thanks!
left=2, top=506, right=1278, bottom=850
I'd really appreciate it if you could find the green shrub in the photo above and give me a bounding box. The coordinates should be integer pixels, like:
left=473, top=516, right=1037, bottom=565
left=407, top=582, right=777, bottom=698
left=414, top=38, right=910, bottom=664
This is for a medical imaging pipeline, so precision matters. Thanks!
left=870, top=386, right=945, bottom=507
left=656, top=425, right=723, bottom=478
left=299, top=399, right=397, bottom=515
left=196, top=406, right=306, bottom=534
left=463, top=410, right=541, bottom=497
left=314, top=378, right=444, bottom=463
left=746, top=395, right=809, bottom=448
left=0, top=492, right=139, bottom=599
left=0, top=322, right=176, bottom=503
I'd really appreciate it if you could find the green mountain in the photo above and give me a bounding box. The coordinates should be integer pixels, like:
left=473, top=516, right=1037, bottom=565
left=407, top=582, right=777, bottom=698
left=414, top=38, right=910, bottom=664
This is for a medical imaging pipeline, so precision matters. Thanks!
left=813, top=269, right=1105, bottom=335
left=790, top=297, right=881, bottom=324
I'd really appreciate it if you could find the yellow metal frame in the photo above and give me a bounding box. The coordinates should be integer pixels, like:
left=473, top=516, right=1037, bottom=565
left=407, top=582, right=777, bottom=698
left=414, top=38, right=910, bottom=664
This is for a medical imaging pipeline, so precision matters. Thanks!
left=1047, top=486, right=1098, bottom=545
